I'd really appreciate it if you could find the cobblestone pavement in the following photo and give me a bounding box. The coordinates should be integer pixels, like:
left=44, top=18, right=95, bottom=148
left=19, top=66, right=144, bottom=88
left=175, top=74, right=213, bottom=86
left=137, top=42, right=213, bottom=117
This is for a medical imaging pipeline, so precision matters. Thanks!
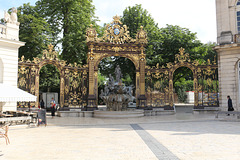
left=1, top=109, right=240, bottom=160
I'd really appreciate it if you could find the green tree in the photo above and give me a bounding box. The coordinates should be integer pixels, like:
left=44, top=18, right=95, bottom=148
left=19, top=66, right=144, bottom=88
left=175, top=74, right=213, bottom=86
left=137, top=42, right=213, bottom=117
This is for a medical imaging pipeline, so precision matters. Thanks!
left=190, top=42, right=217, bottom=64
left=156, top=25, right=202, bottom=65
left=39, top=64, right=60, bottom=92
left=121, top=4, right=162, bottom=66
left=98, top=57, right=135, bottom=85
left=98, top=4, right=160, bottom=88
left=36, top=0, right=97, bottom=64
left=17, top=3, right=53, bottom=60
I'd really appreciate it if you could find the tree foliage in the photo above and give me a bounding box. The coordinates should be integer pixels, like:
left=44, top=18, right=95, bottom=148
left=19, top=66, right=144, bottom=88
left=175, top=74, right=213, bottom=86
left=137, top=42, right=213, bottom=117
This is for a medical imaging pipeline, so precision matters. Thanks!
left=17, top=3, right=53, bottom=60
left=16, top=0, right=98, bottom=93
left=36, top=0, right=97, bottom=64
left=98, top=57, right=135, bottom=85
left=14, top=2, right=218, bottom=98
left=98, top=4, right=160, bottom=88
left=39, top=64, right=60, bottom=92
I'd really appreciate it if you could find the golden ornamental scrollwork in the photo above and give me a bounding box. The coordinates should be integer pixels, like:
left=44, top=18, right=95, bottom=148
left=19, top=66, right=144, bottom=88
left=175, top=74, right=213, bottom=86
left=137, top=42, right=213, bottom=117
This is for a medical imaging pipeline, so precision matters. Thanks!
left=33, top=57, right=40, bottom=64
left=18, top=43, right=89, bottom=108
left=207, top=59, right=211, bottom=65
left=72, top=80, right=79, bottom=89
left=203, top=66, right=214, bottom=76
left=154, top=81, right=161, bottom=89
left=86, top=15, right=148, bottom=45
left=175, top=47, right=190, bottom=63
left=42, top=44, right=59, bottom=60
left=30, top=84, right=35, bottom=94
left=18, top=66, right=28, bottom=74
left=147, top=86, right=151, bottom=93
left=82, top=86, right=87, bottom=95
left=31, top=66, right=36, bottom=75
left=125, top=53, right=140, bottom=69
left=20, top=55, right=25, bottom=63
left=136, top=26, right=148, bottom=44
left=88, top=45, right=94, bottom=61
left=193, top=60, right=199, bottom=66
left=139, top=46, right=146, bottom=61
left=136, top=72, right=140, bottom=77
left=112, top=46, right=122, bottom=53
left=19, top=77, right=26, bottom=87
left=166, top=62, right=173, bottom=69
left=86, top=24, right=98, bottom=42
left=206, top=78, right=212, bottom=87
left=102, top=15, right=132, bottom=44
left=145, top=65, right=151, bottom=70
left=65, top=86, right=69, bottom=95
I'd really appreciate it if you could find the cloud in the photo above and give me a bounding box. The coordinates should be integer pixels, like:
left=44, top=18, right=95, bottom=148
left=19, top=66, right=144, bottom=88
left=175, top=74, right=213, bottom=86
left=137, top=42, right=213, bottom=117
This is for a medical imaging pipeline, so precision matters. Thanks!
left=0, top=9, right=3, bottom=19
left=93, top=0, right=217, bottom=43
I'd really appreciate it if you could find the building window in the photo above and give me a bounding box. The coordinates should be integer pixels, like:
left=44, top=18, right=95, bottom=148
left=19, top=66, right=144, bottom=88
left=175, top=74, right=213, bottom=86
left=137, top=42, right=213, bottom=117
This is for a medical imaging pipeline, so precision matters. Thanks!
left=237, top=11, right=240, bottom=34
left=238, top=0, right=240, bottom=5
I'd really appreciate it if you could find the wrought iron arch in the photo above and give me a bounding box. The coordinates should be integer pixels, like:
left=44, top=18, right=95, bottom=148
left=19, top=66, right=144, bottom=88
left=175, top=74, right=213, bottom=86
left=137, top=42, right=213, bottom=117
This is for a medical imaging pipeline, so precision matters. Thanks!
left=17, top=44, right=89, bottom=109
left=145, top=47, right=218, bottom=110
left=86, top=15, right=148, bottom=110
left=94, top=54, right=139, bottom=71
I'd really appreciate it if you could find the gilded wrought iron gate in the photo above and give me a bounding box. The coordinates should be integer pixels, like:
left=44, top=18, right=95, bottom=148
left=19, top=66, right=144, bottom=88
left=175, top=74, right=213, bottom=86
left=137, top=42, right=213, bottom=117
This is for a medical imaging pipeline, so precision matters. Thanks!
left=145, top=48, right=218, bottom=110
left=17, top=44, right=88, bottom=108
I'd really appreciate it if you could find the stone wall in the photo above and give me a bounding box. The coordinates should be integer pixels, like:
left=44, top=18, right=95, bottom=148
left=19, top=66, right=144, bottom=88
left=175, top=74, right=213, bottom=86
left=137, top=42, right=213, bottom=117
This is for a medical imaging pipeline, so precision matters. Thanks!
left=0, top=11, right=25, bottom=111
left=215, top=44, right=240, bottom=111
left=216, top=0, right=238, bottom=43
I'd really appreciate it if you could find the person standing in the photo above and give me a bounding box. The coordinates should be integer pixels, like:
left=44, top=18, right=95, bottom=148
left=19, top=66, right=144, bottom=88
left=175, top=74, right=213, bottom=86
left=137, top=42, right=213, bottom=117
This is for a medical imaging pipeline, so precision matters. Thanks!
left=40, top=99, right=45, bottom=109
left=50, top=98, right=56, bottom=118
left=227, top=95, right=234, bottom=112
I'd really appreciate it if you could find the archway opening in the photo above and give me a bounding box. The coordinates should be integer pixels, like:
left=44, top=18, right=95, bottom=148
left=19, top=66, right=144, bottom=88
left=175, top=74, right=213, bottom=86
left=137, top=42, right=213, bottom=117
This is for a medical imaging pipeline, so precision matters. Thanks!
left=39, top=64, right=60, bottom=111
left=173, top=67, right=193, bottom=112
left=97, top=56, right=136, bottom=107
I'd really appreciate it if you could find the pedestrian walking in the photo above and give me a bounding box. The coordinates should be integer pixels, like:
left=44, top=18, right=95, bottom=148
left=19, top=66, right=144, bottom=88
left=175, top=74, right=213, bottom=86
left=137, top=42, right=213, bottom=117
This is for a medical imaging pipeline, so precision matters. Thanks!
left=227, top=96, right=234, bottom=116
left=51, top=97, right=56, bottom=118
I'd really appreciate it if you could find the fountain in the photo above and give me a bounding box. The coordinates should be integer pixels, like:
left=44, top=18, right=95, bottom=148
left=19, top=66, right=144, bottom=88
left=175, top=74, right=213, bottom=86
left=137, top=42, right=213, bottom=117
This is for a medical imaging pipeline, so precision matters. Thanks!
left=94, top=65, right=144, bottom=118
left=99, top=65, right=135, bottom=111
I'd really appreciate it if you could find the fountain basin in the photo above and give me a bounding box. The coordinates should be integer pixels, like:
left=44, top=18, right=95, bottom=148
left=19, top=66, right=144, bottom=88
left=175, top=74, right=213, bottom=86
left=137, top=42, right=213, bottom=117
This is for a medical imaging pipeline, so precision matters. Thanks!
left=94, top=110, right=144, bottom=118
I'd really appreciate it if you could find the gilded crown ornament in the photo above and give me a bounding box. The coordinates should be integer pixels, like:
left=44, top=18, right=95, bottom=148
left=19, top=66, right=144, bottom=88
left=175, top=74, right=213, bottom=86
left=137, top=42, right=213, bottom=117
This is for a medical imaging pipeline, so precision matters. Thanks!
left=42, top=44, right=59, bottom=60
left=175, top=47, right=190, bottom=63
left=86, top=15, right=148, bottom=45
left=86, top=24, right=98, bottom=42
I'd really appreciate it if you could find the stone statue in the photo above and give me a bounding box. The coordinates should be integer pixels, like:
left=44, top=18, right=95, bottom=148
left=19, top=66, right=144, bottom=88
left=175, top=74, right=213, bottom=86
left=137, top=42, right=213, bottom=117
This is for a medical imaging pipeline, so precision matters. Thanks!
left=104, top=85, right=109, bottom=96
left=108, top=74, right=114, bottom=89
left=100, top=89, right=104, bottom=98
left=4, top=7, right=19, bottom=25
left=115, top=65, right=122, bottom=82
left=100, top=66, right=135, bottom=111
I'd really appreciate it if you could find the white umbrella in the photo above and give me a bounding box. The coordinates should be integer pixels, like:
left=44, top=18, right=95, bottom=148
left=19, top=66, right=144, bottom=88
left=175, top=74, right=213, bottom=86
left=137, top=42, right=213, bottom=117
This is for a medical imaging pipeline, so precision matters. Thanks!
left=0, top=83, right=36, bottom=102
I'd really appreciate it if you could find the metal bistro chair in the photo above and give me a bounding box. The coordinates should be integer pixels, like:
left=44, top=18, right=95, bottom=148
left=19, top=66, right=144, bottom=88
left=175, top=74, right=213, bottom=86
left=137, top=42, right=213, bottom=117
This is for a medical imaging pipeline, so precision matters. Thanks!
left=0, top=124, right=10, bottom=145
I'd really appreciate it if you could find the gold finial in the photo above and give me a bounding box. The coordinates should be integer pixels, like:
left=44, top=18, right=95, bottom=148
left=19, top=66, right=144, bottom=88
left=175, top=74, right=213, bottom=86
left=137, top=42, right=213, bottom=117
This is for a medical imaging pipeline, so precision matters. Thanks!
left=179, top=47, right=185, bottom=55
left=48, top=44, right=54, bottom=52
left=112, top=15, right=122, bottom=24
left=20, top=55, right=25, bottom=62
left=89, top=24, right=93, bottom=28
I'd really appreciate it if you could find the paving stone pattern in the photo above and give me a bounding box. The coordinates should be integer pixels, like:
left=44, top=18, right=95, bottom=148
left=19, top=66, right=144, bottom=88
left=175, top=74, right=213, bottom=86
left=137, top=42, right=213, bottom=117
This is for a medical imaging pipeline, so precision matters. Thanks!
left=1, top=111, right=240, bottom=160
left=131, top=124, right=179, bottom=160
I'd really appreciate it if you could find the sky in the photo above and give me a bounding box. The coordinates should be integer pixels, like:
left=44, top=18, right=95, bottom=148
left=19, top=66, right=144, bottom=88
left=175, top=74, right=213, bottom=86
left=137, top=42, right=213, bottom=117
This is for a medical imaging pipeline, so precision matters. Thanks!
left=0, top=0, right=217, bottom=43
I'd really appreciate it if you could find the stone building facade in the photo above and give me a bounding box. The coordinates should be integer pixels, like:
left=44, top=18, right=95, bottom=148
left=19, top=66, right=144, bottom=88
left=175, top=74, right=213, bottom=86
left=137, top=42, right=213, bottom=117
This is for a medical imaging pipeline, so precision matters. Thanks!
left=215, top=0, right=240, bottom=111
left=0, top=8, right=25, bottom=111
